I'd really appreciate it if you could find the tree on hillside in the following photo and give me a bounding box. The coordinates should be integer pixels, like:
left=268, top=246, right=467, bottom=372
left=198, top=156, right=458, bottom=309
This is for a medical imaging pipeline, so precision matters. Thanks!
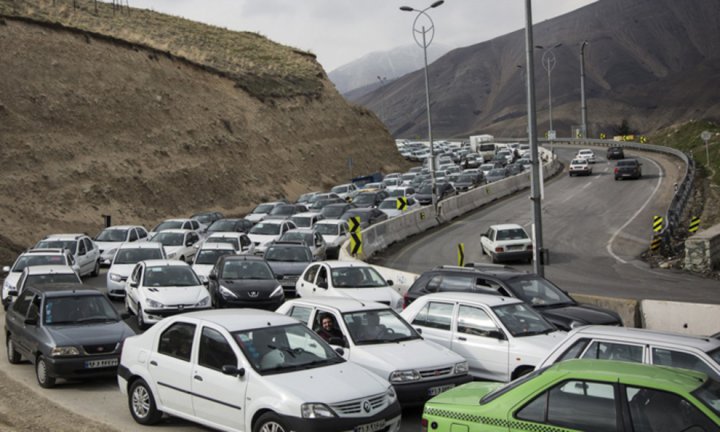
left=614, top=119, right=636, bottom=136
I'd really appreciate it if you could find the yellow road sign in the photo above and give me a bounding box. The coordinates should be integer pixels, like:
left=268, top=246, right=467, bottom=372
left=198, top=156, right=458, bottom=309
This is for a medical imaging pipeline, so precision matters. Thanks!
left=396, top=197, right=408, bottom=211
left=653, top=216, right=664, bottom=233
left=689, top=216, right=701, bottom=233
left=650, top=235, right=661, bottom=251
left=457, top=243, right=465, bottom=267
left=349, top=216, right=361, bottom=233
left=350, top=232, right=362, bottom=256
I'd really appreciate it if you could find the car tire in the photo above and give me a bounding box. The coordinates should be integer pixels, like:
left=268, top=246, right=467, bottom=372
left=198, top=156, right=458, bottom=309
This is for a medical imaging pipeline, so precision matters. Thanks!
left=129, top=379, right=163, bottom=425
left=179, top=255, right=185, bottom=263
left=36, top=355, right=56, bottom=388
left=491, top=253, right=499, bottom=264
left=253, top=412, right=289, bottom=432
left=569, top=172, right=573, bottom=177
left=91, top=260, right=100, bottom=277
left=614, top=176, right=619, bottom=181
left=137, top=308, right=147, bottom=331
left=7, top=336, right=21, bottom=364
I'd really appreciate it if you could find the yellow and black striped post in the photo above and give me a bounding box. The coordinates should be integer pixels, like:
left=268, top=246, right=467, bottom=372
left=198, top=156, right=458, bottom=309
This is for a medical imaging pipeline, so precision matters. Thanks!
left=457, top=243, right=465, bottom=267
left=350, top=232, right=362, bottom=256
left=348, top=216, right=361, bottom=233
left=650, top=235, right=662, bottom=252
left=652, top=216, right=664, bottom=233
left=689, top=216, right=701, bottom=234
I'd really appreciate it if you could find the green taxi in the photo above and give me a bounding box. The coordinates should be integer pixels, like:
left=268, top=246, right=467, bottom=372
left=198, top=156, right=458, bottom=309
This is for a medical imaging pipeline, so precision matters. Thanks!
left=422, top=359, right=720, bottom=431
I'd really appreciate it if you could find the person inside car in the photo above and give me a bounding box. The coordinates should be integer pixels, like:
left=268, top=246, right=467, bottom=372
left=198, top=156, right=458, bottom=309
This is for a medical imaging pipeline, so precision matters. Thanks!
left=316, top=313, right=343, bottom=344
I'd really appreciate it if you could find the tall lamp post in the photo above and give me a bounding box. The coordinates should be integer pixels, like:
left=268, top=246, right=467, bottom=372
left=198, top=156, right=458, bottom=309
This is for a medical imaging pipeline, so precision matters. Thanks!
left=536, top=43, right=562, bottom=138
left=376, top=75, right=387, bottom=122
left=580, top=40, right=589, bottom=138
left=400, top=0, right=444, bottom=209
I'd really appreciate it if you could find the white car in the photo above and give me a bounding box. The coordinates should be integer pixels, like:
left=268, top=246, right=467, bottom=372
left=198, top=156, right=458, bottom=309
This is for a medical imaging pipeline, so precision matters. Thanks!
left=277, top=298, right=471, bottom=406
left=118, top=309, right=402, bottom=431
left=201, top=232, right=254, bottom=254
left=10, top=265, right=81, bottom=303
left=247, top=219, right=297, bottom=255
left=151, top=229, right=201, bottom=262
left=244, top=201, right=286, bottom=224
left=387, top=186, right=416, bottom=198
left=536, top=326, right=720, bottom=380
left=34, top=233, right=100, bottom=278
left=568, top=158, right=592, bottom=176
left=94, top=225, right=149, bottom=266
left=313, top=219, right=350, bottom=259
left=124, top=260, right=211, bottom=329
left=290, top=212, right=323, bottom=229
left=279, top=228, right=327, bottom=261
left=148, top=218, right=202, bottom=239
left=378, top=197, right=419, bottom=218
left=479, top=223, right=533, bottom=264
left=401, top=292, right=565, bottom=382
left=191, top=242, right=237, bottom=283
left=480, top=163, right=496, bottom=177
left=2, top=249, right=78, bottom=307
left=296, top=261, right=403, bottom=311
left=330, top=183, right=360, bottom=201
left=106, top=242, right=166, bottom=299
left=576, top=148, right=597, bottom=163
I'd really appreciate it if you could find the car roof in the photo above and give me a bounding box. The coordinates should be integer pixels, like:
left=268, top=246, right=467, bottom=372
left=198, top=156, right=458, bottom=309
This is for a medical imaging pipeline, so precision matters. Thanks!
left=29, top=283, right=102, bottom=297
left=24, top=248, right=67, bottom=255
left=101, top=225, right=140, bottom=230
left=117, top=242, right=163, bottom=250
left=208, top=232, right=243, bottom=238
left=284, top=297, right=389, bottom=313
left=42, top=234, right=85, bottom=240
left=142, top=260, right=189, bottom=267
left=157, top=229, right=192, bottom=234
left=316, top=219, right=346, bottom=225
left=254, top=220, right=286, bottom=226
left=222, top=255, right=265, bottom=262
left=568, top=326, right=720, bottom=352
left=320, top=260, right=371, bottom=269
left=490, top=223, right=525, bottom=230
left=179, top=309, right=299, bottom=331
left=199, top=242, right=236, bottom=251
left=415, top=292, right=522, bottom=307
left=292, top=212, right=319, bottom=218
left=24, top=265, right=77, bottom=274
left=162, top=218, right=192, bottom=223
left=284, top=228, right=315, bottom=234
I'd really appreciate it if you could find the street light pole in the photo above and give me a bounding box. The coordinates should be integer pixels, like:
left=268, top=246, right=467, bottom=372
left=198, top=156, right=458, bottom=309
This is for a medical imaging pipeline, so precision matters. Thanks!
left=524, top=0, right=545, bottom=277
left=401, top=1, right=444, bottom=209
left=580, top=40, right=588, bottom=138
left=537, top=43, right=561, bottom=138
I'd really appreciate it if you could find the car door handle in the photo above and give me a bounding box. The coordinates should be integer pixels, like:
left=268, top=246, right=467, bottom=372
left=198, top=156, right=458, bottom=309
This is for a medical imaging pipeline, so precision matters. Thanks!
left=194, top=375, right=203, bottom=382
left=150, top=360, right=158, bottom=366
left=457, top=336, right=467, bottom=341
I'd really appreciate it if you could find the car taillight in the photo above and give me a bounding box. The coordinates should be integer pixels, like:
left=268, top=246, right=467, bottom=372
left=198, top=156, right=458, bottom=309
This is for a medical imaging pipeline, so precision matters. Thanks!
left=526, top=245, right=533, bottom=250
left=403, top=292, right=410, bottom=309
left=495, top=247, right=504, bottom=252
left=614, top=167, right=619, bottom=174
left=421, top=418, right=428, bottom=432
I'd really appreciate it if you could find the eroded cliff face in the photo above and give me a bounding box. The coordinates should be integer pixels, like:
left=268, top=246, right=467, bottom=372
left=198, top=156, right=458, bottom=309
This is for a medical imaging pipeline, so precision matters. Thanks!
left=0, top=18, right=408, bottom=261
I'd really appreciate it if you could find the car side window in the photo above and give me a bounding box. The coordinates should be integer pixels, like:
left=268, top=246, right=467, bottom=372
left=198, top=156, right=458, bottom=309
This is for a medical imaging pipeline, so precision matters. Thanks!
left=652, top=348, right=719, bottom=380
left=457, top=305, right=499, bottom=336
left=129, top=229, right=138, bottom=242
left=198, top=327, right=237, bottom=372
left=27, top=295, right=41, bottom=321
left=84, top=238, right=94, bottom=251
left=11, top=291, right=34, bottom=316
left=240, top=235, right=251, bottom=248
left=555, top=338, right=591, bottom=362
left=158, top=322, right=197, bottom=362
left=303, top=265, right=319, bottom=283
left=316, top=266, right=328, bottom=287
left=411, top=301, right=454, bottom=331
left=67, top=253, right=76, bottom=266
left=78, top=240, right=87, bottom=255
left=626, top=386, right=717, bottom=432
left=191, top=221, right=200, bottom=230
left=288, top=306, right=312, bottom=324
left=138, top=228, right=148, bottom=239
left=581, top=341, right=643, bottom=363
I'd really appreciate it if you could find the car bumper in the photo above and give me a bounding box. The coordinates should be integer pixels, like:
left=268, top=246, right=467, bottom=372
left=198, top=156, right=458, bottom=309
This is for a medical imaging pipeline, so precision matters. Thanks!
left=44, top=354, right=121, bottom=380
left=495, top=250, right=533, bottom=262
left=569, top=168, right=591, bottom=175
left=106, top=279, right=127, bottom=298
left=144, top=306, right=211, bottom=323
left=216, top=297, right=285, bottom=311
left=278, top=401, right=402, bottom=432
left=393, top=374, right=473, bottom=406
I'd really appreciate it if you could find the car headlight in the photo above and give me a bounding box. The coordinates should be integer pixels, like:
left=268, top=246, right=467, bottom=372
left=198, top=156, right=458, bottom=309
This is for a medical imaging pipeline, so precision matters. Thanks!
left=386, top=386, right=397, bottom=404
left=199, top=275, right=208, bottom=283
left=270, top=285, right=283, bottom=298
left=301, top=403, right=337, bottom=419
left=194, top=296, right=210, bottom=308
left=109, top=273, right=123, bottom=282
left=569, top=320, right=585, bottom=329
left=389, top=369, right=421, bottom=383
left=454, top=361, right=469, bottom=375
left=51, top=346, right=80, bottom=357
left=219, top=285, right=237, bottom=299
left=167, top=252, right=176, bottom=258
left=3, top=280, right=12, bottom=291
left=147, top=299, right=164, bottom=309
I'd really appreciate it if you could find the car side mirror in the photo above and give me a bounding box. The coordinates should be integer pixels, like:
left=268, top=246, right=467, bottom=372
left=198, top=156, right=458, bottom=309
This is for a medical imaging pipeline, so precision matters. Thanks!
left=208, top=273, right=217, bottom=281
left=24, top=317, right=38, bottom=326
left=318, top=280, right=328, bottom=289
left=129, top=281, right=138, bottom=288
left=414, top=327, right=423, bottom=334
left=193, top=244, right=200, bottom=249
left=334, top=347, right=345, bottom=356
left=2, top=266, right=9, bottom=273
left=221, top=365, right=245, bottom=378
left=386, top=279, right=394, bottom=286
left=488, top=330, right=506, bottom=340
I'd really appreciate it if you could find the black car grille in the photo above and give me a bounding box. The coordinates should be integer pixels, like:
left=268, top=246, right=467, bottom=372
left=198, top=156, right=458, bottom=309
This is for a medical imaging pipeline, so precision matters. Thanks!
left=83, top=343, right=119, bottom=355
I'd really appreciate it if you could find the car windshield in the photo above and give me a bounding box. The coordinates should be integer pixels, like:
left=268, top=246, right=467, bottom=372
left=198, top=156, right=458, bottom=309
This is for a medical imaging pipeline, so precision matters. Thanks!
left=353, top=194, right=375, bottom=205
left=207, top=237, right=240, bottom=250
left=343, top=309, right=420, bottom=345
left=270, top=205, right=295, bottom=216
left=221, top=261, right=274, bottom=280
left=152, top=232, right=184, bottom=247
left=489, top=169, right=506, bottom=176
left=43, top=295, right=120, bottom=325
left=26, top=273, right=80, bottom=287
left=458, top=175, right=475, bottom=182
left=322, top=205, right=347, bottom=218
left=418, top=185, right=432, bottom=194
left=492, top=303, right=556, bottom=337
left=144, top=266, right=200, bottom=287
left=195, top=249, right=234, bottom=265
left=378, top=200, right=397, bottom=210
left=496, top=228, right=529, bottom=241
left=96, top=229, right=128, bottom=242
left=252, top=204, right=275, bottom=214
left=113, top=248, right=164, bottom=265
left=209, top=220, right=241, bottom=232
left=505, top=276, right=574, bottom=307
left=249, top=223, right=281, bottom=235
left=35, top=240, right=76, bottom=252
left=12, top=255, right=67, bottom=272
left=192, top=214, right=214, bottom=224
left=315, top=224, right=340, bottom=236
left=480, top=367, right=548, bottom=405
left=233, top=324, right=344, bottom=375
left=290, top=216, right=312, bottom=228
left=280, top=232, right=313, bottom=246
left=153, top=221, right=183, bottom=232
left=265, top=246, right=311, bottom=262
left=310, top=199, right=335, bottom=210
left=571, top=159, right=586, bottom=165
left=388, top=189, right=406, bottom=197
left=331, top=185, right=348, bottom=193
left=692, top=379, right=720, bottom=417
left=331, top=266, right=387, bottom=288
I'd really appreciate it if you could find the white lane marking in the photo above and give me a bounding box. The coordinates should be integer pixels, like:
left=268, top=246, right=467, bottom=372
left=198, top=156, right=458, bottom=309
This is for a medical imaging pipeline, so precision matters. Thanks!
left=604, top=167, right=609, bottom=172
left=582, top=181, right=593, bottom=189
left=605, top=157, right=663, bottom=264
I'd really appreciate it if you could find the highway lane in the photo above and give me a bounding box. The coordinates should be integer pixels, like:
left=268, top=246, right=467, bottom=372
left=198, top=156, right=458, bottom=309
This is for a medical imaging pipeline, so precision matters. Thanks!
left=375, top=147, right=720, bottom=304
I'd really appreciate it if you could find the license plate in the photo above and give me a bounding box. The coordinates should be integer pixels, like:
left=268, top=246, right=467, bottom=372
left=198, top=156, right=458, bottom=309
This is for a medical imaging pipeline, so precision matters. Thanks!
left=85, top=358, right=119, bottom=369
left=428, top=384, right=455, bottom=396
left=354, top=420, right=385, bottom=432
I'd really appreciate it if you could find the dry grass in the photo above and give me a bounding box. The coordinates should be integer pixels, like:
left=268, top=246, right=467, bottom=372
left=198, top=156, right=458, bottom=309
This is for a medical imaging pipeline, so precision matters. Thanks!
left=0, top=0, right=325, bottom=100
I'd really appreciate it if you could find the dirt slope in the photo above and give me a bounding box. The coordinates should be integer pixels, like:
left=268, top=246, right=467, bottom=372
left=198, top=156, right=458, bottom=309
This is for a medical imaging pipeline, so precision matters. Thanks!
left=0, top=16, right=409, bottom=262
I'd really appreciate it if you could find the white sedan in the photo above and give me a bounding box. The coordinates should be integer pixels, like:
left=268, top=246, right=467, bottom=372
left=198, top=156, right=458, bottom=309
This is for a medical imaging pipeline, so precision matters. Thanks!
left=151, top=229, right=201, bottom=262
left=118, top=309, right=402, bottom=431
left=313, top=219, right=350, bottom=259
left=568, top=158, right=592, bottom=176
left=479, top=223, right=533, bottom=264
left=576, top=148, right=597, bottom=163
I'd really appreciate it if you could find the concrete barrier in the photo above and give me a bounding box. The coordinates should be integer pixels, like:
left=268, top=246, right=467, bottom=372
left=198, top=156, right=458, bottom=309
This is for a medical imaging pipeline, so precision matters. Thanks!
left=640, top=299, right=720, bottom=336
left=684, top=223, right=720, bottom=273
left=571, top=293, right=641, bottom=328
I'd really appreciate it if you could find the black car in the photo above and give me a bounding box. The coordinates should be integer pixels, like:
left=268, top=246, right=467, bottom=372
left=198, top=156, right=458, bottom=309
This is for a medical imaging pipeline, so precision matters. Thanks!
left=191, top=211, right=224, bottom=226
left=207, top=218, right=254, bottom=234
left=404, top=266, right=622, bottom=331
left=207, top=255, right=284, bottom=310
left=614, top=158, right=642, bottom=180
left=606, top=146, right=625, bottom=160
left=506, top=162, right=525, bottom=176
left=351, top=191, right=389, bottom=208
left=5, top=283, right=134, bottom=388
left=263, top=242, right=313, bottom=297
left=454, top=173, right=483, bottom=191
left=320, top=203, right=355, bottom=219
left=263, top=204, right=308, bottom=221
left=415, top=182, right=457, bottom=205
left=340, top=208, right=388, bottom=228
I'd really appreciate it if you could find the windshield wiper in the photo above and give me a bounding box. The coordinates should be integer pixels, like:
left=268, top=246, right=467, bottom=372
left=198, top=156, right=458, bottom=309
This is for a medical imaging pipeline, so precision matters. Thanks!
left=76, top=317, right=118, bottom=324
left=391, top=335, right=418, bottom=343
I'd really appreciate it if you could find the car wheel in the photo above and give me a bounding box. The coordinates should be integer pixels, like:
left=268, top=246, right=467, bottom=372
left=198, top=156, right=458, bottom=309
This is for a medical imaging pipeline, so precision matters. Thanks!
left=91, top=260, right=100, bottom=277
left=569, top=172, right=573, bottom=177
left=491, top=253, right=499, bottom=264
left=129, top=379, right=163, bottom=425
left=7, top=336, right=21, bottom=364
left=137, top=308, right=147, bottom=331
left=614, top=176, right=619, bottom=181
left=179, top=255, right=185, bottom=263
left=254, top=412, right=289, bottom=432
left=36, top=355, right=56, bottom=388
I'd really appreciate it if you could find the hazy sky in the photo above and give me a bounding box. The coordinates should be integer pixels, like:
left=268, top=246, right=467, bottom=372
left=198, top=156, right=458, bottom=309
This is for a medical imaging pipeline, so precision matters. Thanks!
left=124, top=0, right=596, bottom=71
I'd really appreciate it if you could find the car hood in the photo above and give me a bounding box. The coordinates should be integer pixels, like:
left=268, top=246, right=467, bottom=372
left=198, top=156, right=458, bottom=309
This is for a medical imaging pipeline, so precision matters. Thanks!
left=219, top=279, right=279, bottom=294
left=244, top=213, right=266, bottom=223
left=142, top=286, right=208, bottom=305
left=108, top=264, right=135, bottom=277
left=320, top=234, right=343, bottom=247
left=96, top=241, right=122, bottom=252
left=45, top=321, right=134, bottom=345
left=266, top=261, right=309, bottom=276
left=334, top=287, right=401, bottom=305
left=380, top=209, right=402, bottom=218
left=426, top=382, right=503, bottom=406
left=191, top=264, right=214, bottom=278
left=351, top=339, right=463, bottom=373
left=4, top=273, right=20, bottom=288
left=512, top=331, right=567, bottom=360
left=540, top=304, right=620, bottom=328
left=247, top=234, right=279, bottom=245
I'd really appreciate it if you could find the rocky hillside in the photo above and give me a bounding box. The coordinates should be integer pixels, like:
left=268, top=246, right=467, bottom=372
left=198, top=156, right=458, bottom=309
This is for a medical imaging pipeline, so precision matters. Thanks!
left=0, top=1, right=409, bottom=263
left=358, top=0, right=720, bottom=138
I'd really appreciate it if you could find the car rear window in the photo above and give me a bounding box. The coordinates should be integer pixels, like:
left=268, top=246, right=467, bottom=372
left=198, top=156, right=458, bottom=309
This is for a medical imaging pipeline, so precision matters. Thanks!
left=617, top=160, right=636, bottom=166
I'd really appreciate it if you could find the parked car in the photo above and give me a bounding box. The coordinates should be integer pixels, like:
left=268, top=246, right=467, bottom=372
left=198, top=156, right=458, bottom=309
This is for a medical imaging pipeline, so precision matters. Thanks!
left=314, top=219, right=350, bottom=259
left=124, top=260, right=211, bottom=329
left=191, top=242, right=237, bottom=283
left=505, top=162, right=525, bottom=176
left=279, top=228, right=327, bottom=261
left=569, top=158, right=592, bottom=176
left=148, top=218, right=202, bottom=239
left=607, top=146, right=625, bottom=160
left=340, top=208, right=389, bottom=228
left=263, top=242, right=313, bottom=297
left=94, top=225, right=149, bottom=266
left=118, top=310, right=402, bottom=431
left=3, top=249, right=78, bottom=308
left=201, top=232, right=254, bottom=254
left=485, top=167, right=508, bottom=183
left=34, top=233, right=100, bottom=278
left=296, top=191, right=322, bottom=204
left=8, top=265, right=82, bottom=306
left=151, top=229, right=200, bottom=262
left=401, top=292, right=565, bottom=381
left=277, top=298, right=471, bottom=406
left=576, top=148, right=597, bottom=163
left=480, top=163, right=496, bottom=178
left=206, top=218, right=254, bottom=235
left=423, top=359, right=720, bottom=432
left=454, top=173, right=483, bottom=191
left=190, top=211, right=224, bottom=229
left=330, top=183, right=360, bottom=201
left=320, top=203, right=354, bottom=220
left=262, top=204, right=308, bottom=221
left=415, top=182, right=456, bottom=205
left=247, top=220, right=297, bottom=255
left=615, top=158, right=643, bottom=180
left=6, top=283, right=134, bottom=388
left=244, top=201, right=286, bottom=224
left=106, top=242, right=166, bottom=299
left=289, top=212, right=322, bottom=229
left=403, top=265, right=623, bottom=330
left=352, top=191, right=389, bottom=208
left=536, top=326, right=720, bottom=379
left=207, top=255, right=284, bottom=310
left=480, top=223, right=533, bottom=264
left=378, top=196, right=419, bottom=218
left=296, top=261, right=403, bottom=311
